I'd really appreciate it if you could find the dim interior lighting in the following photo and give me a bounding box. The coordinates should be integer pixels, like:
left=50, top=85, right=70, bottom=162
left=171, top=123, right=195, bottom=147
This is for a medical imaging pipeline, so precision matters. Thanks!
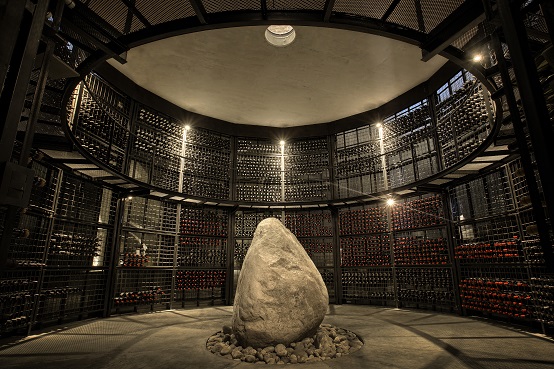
left=386, top=198, right=395, bottom=206
left=184, top=125, right=191, bottom=131
left=472, top=54, right=483, bottom=62
left=279, top=140, right=285, bottom=146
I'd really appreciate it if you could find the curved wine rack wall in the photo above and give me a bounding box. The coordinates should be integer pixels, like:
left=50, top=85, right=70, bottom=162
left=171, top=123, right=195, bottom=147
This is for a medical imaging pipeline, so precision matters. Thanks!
left=64, top=69, right=495, bottom=206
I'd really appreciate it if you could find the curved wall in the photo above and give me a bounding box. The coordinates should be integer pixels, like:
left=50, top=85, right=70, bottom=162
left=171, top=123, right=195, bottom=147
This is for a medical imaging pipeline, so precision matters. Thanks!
left=64, top=64, right=496, bottom=205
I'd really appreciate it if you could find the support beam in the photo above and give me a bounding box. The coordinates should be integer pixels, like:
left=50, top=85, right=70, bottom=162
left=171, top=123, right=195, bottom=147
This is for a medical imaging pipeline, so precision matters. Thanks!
left=19, top=0, right=65, bottom=166
left=414, top=0, right=425, bottom=33
left=421, top=0, right=485, bottom=62
left=189, top=0, right=207, bottom=25
left=261, top=0, right=267, bottom=20
left=497, top=0, right=554, bottom=238
left=120, top=0, right=151, bottom=27
left=0, top=0, right=49, bottom=163
left=323, top=0, right=335, bottom=22
left=381, top=0, right=402, bottom=21
left=0, top=0, right=27, bottom=92
left=62, top=18, right=127, bottom=64
left=490, top=33, right=554, bottom=272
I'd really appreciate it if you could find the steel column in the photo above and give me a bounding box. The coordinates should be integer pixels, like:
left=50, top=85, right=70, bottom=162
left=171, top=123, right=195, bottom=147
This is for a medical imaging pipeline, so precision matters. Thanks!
left=496, top=0, right=554, bottom=268
left=0, top=0, right=49, bottom=163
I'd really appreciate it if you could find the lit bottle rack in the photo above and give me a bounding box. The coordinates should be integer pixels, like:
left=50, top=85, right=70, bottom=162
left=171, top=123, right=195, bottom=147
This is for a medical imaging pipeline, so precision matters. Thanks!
left=1, top=155, right=115, bottom=333
left=181, top=128, right=231, bottom=200
left=341, top=269, right=395, bottom=305
left=236, top=138, right=282, bottom=202
left=113, top=269, right=172, bottom=313
left=396, top=268, right=455, bottom=311
left=338, top=194, right=455, bottom=310
left=334, top=126, right=385, bottom=198
left=115, top=197, right=178, bottom=313
left=435, top=71, right=492, bottom=168
left=449, top=159, right=554, bottom=328
left=174, top=270, right=226, bottom=307
left=383, top=99, right=437, bottom=189
left=70, top=74, right=130, bottom=173
left=176, top=205, right=228, bottom=307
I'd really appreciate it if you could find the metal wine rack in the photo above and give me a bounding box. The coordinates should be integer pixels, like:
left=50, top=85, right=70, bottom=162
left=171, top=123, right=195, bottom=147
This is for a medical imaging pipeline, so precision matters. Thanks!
left=450, top=159, right=554, bottom=327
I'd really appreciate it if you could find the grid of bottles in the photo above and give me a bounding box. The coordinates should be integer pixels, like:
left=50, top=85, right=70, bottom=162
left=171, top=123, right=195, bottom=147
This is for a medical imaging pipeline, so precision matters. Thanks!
left=334, top=125, right=385, bottom=198
left=113, top=270, right=172, bottom=312
left=116, top=198, right=177, bottom=312
left=67, top=69, right=495, bottom=205
left=182, top=129, right=231, bottom=199
left=342, top=269, right=395, bottom=304
left=69, top=74, right=130, bottom=172
left=69, top=75, right=232, bottom=200
left=131, top=104, right=182, bottom=192
left=436, top=70, right=493, bottom=168
left=449, top=159, right=553, bottom=327
left=1, top=158, right=114, bottom=334
left=235, top=139, right=282, bottom=202
left=178, top=206, right=228, bottom=268
left=338, top=195, right=454, bottom=309
left=284, top=138, right=330, bottom=201
left=174, top=270, right=226, bottom=307
left=383, top=99, right=437, bottom=188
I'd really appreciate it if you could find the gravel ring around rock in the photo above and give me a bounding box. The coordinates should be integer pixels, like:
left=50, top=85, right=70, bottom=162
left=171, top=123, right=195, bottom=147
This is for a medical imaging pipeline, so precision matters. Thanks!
left=206, top=324, right=364, bottom=364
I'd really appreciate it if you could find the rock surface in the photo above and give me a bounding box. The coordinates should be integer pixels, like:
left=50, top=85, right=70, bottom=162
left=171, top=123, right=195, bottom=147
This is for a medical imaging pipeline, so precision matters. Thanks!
left=206, top=324, right=364, bottom=364
left=232, top=218, right=328, bottom=348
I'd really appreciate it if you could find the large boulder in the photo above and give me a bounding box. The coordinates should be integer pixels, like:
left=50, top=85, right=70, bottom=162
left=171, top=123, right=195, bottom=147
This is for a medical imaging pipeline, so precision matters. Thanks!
left=232, top=217, right=328, bottom=348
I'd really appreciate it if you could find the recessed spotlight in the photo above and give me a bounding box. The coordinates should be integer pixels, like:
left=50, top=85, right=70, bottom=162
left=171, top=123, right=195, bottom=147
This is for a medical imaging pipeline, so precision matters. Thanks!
left=265, top=25, right=296, bottom=47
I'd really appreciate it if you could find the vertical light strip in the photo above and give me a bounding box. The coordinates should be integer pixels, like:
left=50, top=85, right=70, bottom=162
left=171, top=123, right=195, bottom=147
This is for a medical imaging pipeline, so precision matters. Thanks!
left=178, top=125, right=190, bottom=193
left=280, top=140, right=285, bottom=220
left=378, top=124, right=389, bottom=190
left=481, top=83, right=494, bottom=134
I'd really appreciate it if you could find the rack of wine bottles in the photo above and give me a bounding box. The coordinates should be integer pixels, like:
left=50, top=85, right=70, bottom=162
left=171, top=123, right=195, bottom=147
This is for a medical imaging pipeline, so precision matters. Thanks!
left=67, top=68, right=496, bottom=207
left=130, top=104, right=181, bottom=192
left=116, top=197, right=177, bottom=313
left=383, top=99, right=438, bottom=188
left=436, top=70, right=492, bottom=168
left=69, top=73, right=130, bottom=173
left=174, top=270, right=226, bottom=308
left=334, top=125, right=385, bottom=198
left=182, top=129, right=231, bottom=200
left=338, top=194, right=455, bottom=310
left=235, top=138, right=282, bottom=202
left=284, top=138, right=330, bottom=201
left=449, top=158, right=554, bottom=327
left=177, top=205, right=228, bottom=307
left=1, top=156, right=115, bottom=334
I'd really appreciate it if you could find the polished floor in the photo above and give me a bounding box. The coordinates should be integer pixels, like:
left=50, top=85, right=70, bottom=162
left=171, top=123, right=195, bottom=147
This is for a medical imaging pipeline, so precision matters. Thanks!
left=1, top=305, right=553, bottom=369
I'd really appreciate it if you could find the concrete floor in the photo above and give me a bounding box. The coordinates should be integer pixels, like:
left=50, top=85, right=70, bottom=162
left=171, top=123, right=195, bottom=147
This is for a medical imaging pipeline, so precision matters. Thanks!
left=1, top=305, right=553, bottom=369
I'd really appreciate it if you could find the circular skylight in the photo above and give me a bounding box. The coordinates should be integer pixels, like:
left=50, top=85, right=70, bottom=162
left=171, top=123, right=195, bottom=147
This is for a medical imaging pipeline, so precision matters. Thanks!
left=265, top=25, right=296, bottom=47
